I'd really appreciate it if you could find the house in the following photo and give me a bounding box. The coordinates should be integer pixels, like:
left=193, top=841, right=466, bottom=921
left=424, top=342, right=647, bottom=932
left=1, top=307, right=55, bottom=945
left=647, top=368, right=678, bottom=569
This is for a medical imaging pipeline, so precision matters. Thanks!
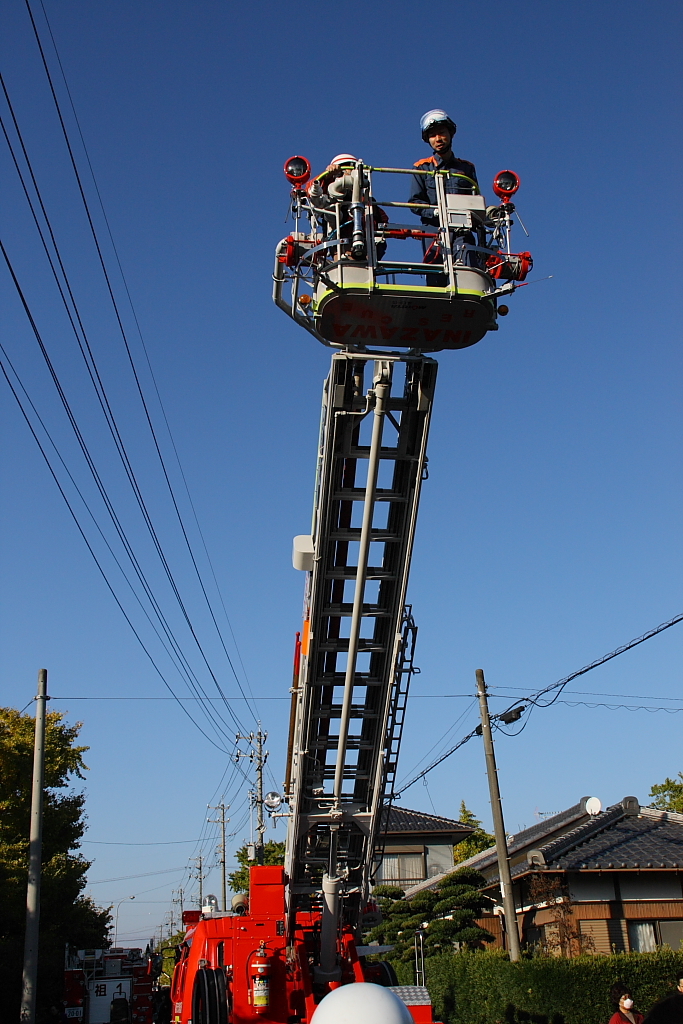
left=406, top=796, right=683, bottom=956
left=375, top=806, right=473, bottom=889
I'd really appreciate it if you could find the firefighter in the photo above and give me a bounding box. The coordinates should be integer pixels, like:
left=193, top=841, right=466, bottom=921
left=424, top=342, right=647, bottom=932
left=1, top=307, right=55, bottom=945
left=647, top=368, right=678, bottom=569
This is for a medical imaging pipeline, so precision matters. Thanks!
left=409, top=109, right=482, bottom=278
left=408, top=109, right=479, bottom=223
left=308, top=155, right=387, bottom=259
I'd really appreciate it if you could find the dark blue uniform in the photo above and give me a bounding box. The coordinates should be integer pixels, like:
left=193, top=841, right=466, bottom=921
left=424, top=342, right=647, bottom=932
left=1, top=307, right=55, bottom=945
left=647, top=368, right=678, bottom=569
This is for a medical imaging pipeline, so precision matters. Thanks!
left=408, top=152, right=481, bottom=279
left=408, top=152, right=479, bottom=226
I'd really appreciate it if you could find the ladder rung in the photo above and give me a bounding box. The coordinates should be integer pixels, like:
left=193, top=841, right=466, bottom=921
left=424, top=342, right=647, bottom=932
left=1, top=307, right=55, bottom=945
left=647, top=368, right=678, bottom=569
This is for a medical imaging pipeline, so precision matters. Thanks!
left=312, top=707, right=379, bottom=719
left=316, top=639, right=387, bottom=652
left=329, top=528, right=401, bottom=542
left=308, top=676, right=385, bottom=687
left=325, top=567, right=396, bottom=580
left=332, top=489, right=409, bottom=503
left=322, top=604, right=392, bottom=617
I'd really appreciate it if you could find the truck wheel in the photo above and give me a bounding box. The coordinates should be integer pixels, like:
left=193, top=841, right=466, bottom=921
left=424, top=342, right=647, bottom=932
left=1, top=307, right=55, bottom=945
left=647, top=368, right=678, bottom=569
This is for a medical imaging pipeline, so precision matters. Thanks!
left=192, top=967, right=218, bottom=1024
left=192, top=967, right=228, bottom=1024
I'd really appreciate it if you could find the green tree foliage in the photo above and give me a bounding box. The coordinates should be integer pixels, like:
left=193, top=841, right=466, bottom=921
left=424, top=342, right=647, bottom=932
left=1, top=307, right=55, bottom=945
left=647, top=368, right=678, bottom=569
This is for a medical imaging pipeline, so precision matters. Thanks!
left=156, top=929, right=188, bottom=986
left=0, top=706, right=110, bottom=1020
left=369, top=866, right=494, bottom=964
left=453, top=801, right=495, bottom=865
left=228, top=840, right=286, bottom=893
left=649, top=774, right=683, bottom=813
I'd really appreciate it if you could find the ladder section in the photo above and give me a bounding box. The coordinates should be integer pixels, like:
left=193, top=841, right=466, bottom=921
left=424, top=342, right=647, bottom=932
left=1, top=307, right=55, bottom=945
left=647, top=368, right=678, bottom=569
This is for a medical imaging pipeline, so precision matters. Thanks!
left=285, top=353, right=437, bottom=909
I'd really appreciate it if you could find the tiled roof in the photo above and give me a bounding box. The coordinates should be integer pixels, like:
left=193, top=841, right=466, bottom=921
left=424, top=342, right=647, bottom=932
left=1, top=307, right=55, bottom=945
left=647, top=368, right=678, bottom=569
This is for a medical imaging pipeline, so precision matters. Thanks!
left=382, top=806, right=473, bottom=836
left=403, top=799, right=683, bottom=897
left=459, top=802, right=586, bottom=874
left=482, top=804, right=683, bottom=886
left=541, top=807, right=683, bottom=871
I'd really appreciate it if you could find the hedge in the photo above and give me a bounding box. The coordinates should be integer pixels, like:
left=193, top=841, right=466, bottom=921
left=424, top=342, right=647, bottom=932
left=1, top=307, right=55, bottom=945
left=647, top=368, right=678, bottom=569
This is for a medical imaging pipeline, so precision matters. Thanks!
left=393, top=949, right=683, bottom=1024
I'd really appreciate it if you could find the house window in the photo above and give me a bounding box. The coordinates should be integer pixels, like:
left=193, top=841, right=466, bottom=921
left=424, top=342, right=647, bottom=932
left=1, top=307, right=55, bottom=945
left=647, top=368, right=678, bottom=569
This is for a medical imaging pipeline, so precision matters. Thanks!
left=378, top=852, right=425, bottom=885
left=628, top=922, right=657, bottom=952
left=627, top=921, right=683, bottom=951
left=659, top=921, right=683, bottom=950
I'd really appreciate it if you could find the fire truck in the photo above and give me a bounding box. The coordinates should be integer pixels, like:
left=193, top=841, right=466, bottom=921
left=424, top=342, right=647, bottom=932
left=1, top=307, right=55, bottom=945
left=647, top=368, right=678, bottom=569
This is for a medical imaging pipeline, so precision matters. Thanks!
left=63, top=947, right=156, bottom=1022
left=165, top=156, right=531, bottom=1024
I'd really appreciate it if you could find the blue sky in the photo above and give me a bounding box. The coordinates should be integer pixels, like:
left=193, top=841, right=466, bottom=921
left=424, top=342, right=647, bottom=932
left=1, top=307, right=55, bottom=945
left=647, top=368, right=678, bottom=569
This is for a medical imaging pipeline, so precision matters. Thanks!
left=1, top=0, right=681, bottom=946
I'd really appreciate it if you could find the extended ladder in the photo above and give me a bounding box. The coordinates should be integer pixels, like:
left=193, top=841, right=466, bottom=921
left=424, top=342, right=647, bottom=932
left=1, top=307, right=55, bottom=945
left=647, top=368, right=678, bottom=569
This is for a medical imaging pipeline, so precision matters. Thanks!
left=284, top=352, right=436, bottom=970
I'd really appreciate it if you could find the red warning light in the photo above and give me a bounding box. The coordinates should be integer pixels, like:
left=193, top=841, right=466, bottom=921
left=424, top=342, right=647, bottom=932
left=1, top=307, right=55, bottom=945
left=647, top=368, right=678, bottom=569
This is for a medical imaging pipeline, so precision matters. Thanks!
left=492, top=169, right=520, bottom=202
left=284, top=156, right=311, bottom=186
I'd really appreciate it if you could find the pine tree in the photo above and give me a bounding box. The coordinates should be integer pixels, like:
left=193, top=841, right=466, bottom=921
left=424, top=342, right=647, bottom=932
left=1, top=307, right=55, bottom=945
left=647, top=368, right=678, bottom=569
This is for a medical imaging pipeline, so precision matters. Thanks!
left=368, top=866, right=493, bottom=964
left=649, top=774, right=683, bottom=813
left=452, top=800, right=495, bottom=864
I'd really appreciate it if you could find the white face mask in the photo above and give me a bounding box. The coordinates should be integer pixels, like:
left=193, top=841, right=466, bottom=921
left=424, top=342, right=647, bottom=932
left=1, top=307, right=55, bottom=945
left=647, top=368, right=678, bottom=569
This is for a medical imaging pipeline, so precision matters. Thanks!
left=623, top=999, right=634, bottom=1010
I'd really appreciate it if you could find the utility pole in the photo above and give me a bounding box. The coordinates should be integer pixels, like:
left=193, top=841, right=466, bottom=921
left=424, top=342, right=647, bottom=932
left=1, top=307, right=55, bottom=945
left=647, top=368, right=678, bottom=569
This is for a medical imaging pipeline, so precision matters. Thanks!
left=236, top=726, right=268, bottom=865
left=191, top=854, right=204, bottom=907
left=208, top=803, right=229, bottom=911
left=172, top=888, right=185, bottom=922
left=475, top=669, right=521, bottom=962
left=20, top=669, right=49, bottom=1024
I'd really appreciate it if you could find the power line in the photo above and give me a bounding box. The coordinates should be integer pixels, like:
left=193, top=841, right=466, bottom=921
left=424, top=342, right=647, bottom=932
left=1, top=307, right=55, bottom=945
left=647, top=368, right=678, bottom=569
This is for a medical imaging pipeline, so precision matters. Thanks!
left=19, top=0, right=258, bottom=735
left=393, top=613, right=683, bottom=797
left=0, top=126, right=241, bottom=746
left=82, top=839, right=206, bottom=846
left=88, top=866, right=187, bottom=885
left=38, top=0, right=260, bottom=727
left=0, top=345, right=233, bottom=754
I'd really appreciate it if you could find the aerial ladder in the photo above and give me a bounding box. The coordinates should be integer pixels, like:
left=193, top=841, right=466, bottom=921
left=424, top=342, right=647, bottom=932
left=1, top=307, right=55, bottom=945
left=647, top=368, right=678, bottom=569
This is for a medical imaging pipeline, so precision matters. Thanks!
left=168, top=157, right=531, bottom=1024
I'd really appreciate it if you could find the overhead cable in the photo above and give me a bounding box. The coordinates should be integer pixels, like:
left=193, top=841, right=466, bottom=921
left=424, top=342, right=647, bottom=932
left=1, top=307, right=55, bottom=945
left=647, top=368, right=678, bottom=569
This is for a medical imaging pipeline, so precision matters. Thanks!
left=393, top=612, right=683, bottom=797
left=21, top=0, right=259, bottom=731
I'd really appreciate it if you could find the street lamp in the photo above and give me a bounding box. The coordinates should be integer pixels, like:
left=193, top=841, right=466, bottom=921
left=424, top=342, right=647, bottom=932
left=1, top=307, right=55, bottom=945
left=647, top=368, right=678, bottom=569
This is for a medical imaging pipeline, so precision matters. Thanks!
left=113, top=896, right=136, bottom=948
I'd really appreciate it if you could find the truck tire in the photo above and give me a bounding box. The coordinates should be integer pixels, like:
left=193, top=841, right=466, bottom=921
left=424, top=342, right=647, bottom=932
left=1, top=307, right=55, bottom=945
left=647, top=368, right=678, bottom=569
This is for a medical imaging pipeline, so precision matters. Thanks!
left=192, top=967, right=227, bottom=1024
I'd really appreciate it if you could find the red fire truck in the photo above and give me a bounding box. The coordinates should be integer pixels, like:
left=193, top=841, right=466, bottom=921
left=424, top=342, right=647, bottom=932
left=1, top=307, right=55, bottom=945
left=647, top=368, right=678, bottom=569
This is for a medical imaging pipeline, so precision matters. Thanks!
left=63, top=947, right=155, bottom=1023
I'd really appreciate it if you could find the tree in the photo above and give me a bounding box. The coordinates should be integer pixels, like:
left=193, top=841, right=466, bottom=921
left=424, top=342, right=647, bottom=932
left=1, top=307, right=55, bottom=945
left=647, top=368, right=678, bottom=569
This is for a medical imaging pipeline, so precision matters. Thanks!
left=0, top=705, right=110, bottom=1020
left=527, top=873, right=592, bottom=956
left=228, top=840, right=286, bottom=893
left=453, top=801, right=495, bottom=865
left=368, top=866, right=494, bottom=966
left=649, top=774, right=683, bottom=813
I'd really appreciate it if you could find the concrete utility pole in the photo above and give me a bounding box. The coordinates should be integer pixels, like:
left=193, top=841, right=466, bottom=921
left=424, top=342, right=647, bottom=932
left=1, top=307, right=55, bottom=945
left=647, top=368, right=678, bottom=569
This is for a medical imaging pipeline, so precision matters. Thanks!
left=20, top=669, right=49, bottom=1024
left=208, top=803, right=230, bottom=911
left=172, top=888, right=185, bottom=919
left=236, top=727, right=268, bottom=865
left=475, top=669, right=521, bottom=962
left=191, top=854, right=204, bottom=907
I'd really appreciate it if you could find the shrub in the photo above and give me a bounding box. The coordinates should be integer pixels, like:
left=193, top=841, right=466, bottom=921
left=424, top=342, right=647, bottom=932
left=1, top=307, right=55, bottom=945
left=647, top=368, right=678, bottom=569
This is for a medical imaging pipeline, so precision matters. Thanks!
left=410, top=948, right=683, bottom=1024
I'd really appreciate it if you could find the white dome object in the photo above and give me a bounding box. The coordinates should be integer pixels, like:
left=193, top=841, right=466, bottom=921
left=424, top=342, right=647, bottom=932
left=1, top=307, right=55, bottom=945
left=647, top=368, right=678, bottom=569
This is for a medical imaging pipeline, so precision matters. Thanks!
left=585, top=797, right=602, bottom=816
left=311, top=983, right=413, bottom=1024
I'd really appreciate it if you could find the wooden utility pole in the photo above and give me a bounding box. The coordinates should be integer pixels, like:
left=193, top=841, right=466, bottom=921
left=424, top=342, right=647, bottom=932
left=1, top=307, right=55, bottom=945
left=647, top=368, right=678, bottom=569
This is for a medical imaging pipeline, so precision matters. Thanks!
left=20, top=669, right=49, bottom=1023
left=475, top=669, right=521, bottom=961
left=208, top=803, right=229, bottom=911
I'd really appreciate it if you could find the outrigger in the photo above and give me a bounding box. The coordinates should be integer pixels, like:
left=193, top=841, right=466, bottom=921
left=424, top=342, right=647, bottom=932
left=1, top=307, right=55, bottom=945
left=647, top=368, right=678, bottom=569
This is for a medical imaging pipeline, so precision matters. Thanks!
left=166, top=154, right=534, bottom=1024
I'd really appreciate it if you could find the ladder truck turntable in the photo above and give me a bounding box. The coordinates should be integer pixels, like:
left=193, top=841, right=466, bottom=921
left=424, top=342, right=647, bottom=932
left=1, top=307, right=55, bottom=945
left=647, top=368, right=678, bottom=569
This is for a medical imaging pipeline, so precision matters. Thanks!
left=164, top=158, right=532, bottom=1024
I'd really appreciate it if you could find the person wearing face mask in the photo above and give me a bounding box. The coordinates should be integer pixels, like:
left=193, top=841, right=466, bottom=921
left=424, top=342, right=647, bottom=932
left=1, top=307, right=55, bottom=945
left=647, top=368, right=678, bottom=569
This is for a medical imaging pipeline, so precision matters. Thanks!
left=643, top=973, right=683, bottom=1024
left=610, top=983, right=644, bottom=1024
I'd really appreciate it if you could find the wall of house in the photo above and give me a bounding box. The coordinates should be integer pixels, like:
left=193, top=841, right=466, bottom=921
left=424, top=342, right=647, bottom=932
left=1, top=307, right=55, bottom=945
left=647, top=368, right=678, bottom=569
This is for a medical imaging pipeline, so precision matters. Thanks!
left=477, top=892, right=683, bottom=956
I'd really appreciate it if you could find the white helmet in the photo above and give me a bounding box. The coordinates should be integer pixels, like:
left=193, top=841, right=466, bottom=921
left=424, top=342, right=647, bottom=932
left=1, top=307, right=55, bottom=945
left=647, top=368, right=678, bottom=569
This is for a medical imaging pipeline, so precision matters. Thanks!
left=420, top=109, right=457, bottom=141
left=330, top=153, right=358, bottom=167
